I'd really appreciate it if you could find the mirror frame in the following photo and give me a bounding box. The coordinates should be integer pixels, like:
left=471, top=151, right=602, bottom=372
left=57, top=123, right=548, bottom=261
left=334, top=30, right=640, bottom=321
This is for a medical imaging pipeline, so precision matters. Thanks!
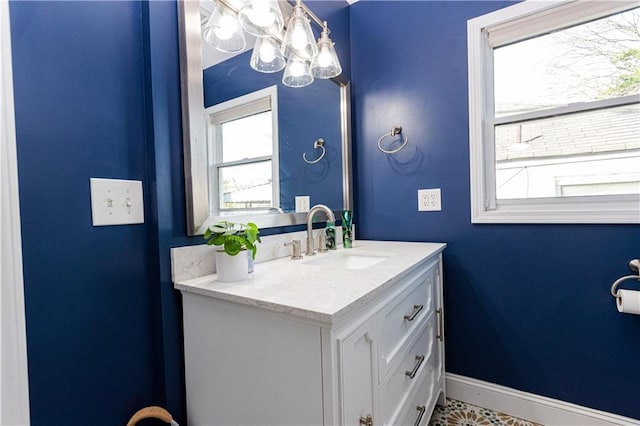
left=177, top=0, right=353, bottom=236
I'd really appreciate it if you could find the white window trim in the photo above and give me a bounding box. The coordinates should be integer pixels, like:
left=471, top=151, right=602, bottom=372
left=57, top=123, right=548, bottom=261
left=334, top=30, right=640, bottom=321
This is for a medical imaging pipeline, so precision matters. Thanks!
left=1, top=0, right=31, bottom=423
left=204, top=85, right=279, bottom=213
left=468, top=0, right=640, bottom=224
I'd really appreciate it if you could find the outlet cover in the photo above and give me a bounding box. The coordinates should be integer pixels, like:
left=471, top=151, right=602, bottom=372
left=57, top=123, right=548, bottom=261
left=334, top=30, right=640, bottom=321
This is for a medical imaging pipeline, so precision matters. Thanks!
left=90, top=178, right=144, bottom=226
left=295, top=196, right=310, bottom=213
left=418, top=188, right=442, bottom=211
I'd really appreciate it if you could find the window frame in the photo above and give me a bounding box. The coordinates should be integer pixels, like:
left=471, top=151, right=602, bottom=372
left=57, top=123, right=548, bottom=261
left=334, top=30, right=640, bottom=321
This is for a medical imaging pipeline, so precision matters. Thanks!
left=468, top=0, right=640, bottom=224
left=205, top=85, right=279, bottom=214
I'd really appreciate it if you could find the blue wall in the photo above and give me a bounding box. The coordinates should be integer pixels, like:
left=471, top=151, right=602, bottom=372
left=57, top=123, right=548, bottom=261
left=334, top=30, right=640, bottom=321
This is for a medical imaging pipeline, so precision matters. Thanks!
left=350, top=0, right=640, bottom=419
left=10, top=1, right=162, bottom=424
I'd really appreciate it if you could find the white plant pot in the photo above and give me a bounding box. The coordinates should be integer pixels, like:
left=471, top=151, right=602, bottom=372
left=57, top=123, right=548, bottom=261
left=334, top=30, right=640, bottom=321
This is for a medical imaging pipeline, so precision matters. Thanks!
left=215, top=250, right=249, bottom=282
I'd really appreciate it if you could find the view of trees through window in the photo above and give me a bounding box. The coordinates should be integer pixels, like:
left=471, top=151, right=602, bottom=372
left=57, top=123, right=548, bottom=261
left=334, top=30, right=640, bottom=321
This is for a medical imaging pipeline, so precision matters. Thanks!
left=493, top=7, right=639, bottom=200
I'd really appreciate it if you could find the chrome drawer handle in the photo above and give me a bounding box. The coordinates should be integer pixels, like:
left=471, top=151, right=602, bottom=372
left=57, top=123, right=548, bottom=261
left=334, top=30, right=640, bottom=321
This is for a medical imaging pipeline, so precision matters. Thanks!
left=405, top=355, right=425, bottom=379
left=359, top=414, right=373, bottom=426
left=414, top=405, right=426, bottom=426
left=436, top=308, right=444, bottom=342
left=404, top=304, right=423, bottom=321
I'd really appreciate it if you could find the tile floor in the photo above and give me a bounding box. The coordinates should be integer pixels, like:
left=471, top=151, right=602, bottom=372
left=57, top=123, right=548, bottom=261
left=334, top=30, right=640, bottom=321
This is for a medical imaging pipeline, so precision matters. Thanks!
left=429, top=399, right=543, bottom=426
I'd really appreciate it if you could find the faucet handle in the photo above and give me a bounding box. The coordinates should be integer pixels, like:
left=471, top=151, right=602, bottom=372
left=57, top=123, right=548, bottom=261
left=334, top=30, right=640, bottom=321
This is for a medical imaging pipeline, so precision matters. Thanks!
left=317, top=234, right=327, bottom=253
left=284, top=240, right=303, bottom=260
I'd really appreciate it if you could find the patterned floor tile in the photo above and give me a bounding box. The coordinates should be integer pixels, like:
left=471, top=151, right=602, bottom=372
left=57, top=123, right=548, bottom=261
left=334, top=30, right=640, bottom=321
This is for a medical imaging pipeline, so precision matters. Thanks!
left=429, top=398, right=543, bottom=426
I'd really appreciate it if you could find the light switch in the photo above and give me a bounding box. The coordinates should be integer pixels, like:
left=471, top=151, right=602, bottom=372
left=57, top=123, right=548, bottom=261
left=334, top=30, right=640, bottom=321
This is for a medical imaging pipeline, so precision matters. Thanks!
left=90, top=178, right=144, bottom=226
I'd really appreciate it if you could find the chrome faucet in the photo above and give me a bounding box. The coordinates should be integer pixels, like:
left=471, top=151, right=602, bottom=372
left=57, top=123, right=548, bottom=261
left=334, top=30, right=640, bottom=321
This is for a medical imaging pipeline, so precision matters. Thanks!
left=305, top=204, right=335, bottom=256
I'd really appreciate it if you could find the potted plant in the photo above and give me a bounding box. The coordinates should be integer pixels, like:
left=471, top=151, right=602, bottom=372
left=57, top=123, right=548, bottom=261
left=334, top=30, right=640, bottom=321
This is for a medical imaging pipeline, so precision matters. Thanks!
left=204, top=221, right=261, bottom=282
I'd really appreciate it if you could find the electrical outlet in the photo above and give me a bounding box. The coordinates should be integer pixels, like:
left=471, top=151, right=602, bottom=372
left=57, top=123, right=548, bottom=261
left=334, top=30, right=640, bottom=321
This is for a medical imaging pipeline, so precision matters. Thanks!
left=418, top=188, right=441, bottom=211
left=295, top=196, right=310, bottom=213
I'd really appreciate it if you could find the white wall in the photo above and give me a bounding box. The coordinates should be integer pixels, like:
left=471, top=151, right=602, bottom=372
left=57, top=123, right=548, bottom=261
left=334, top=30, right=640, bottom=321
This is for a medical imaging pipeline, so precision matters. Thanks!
left=1, top=0, right=31, bottom=423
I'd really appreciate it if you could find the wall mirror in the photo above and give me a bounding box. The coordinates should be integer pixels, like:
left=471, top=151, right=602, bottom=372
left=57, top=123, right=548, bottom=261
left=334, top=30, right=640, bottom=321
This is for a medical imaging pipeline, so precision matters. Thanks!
left=178, top=0, right=352, bottom=235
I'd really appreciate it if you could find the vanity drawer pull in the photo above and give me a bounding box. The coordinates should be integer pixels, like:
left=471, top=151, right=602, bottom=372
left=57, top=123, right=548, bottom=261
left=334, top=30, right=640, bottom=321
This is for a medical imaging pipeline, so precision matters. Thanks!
left=414, top=405, right=427, bottom=426
left=359, top=414, right=373, bottom=426
left=436, top=308, right=444, bottom=341
left=405, top=355, right=425, bottom=379
left=403, top=304, right=423, bottom=321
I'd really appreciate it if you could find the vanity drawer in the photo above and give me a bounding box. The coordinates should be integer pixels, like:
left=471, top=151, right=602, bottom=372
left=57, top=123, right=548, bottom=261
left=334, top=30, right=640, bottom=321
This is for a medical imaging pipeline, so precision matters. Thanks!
left=395, top=379, right=433, bottom=426
left=378, top=264, right=435, bottom=381
left=394, top=359, right=439, bottom=426
left=378, top=314, right=436, bottom=426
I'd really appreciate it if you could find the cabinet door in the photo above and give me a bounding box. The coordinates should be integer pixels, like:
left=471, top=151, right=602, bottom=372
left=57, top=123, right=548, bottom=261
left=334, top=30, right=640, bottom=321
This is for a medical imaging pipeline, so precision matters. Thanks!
left=340, top=320, right=377, bottom=425
left=183, top=293, right=323, bottom=426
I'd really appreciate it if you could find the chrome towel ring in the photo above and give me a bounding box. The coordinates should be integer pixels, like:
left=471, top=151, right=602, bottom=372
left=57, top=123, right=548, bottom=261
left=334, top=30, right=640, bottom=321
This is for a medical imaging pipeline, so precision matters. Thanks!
left=611, top=259, right=640, bottom=298
left=303, top=138, right=326, bottom=164
left=378, top=126, right=408, bottom=154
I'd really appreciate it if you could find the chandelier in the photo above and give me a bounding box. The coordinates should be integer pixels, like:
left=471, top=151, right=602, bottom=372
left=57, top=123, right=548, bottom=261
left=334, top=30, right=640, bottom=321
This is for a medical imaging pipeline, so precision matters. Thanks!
left=202, top=0, right=342, bottom=88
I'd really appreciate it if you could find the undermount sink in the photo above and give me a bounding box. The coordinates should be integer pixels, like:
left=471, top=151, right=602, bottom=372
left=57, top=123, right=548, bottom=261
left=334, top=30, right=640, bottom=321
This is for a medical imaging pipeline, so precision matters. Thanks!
left=304, top=252, right=389, bottom=270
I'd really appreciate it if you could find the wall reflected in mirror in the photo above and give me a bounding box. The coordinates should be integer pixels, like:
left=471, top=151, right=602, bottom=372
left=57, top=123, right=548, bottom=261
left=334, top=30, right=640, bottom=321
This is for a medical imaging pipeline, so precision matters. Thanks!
left=178, top=0, right=352, bottom=235
left=203, top=46, right=343, bottom=214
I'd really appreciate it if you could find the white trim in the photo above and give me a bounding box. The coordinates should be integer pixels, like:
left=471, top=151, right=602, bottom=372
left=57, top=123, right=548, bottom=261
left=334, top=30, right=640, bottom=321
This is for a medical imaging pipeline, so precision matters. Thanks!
left=482, top=1, right=636, bottom=48
left=494, top=94, right=640, bottom=125
left=446, top=374, right=640, bottom=426
left=1, top=0, right=31, bottom=423
left=468, top=1, right=640, bottom=224
left=476, top=194, right=640, bottom=224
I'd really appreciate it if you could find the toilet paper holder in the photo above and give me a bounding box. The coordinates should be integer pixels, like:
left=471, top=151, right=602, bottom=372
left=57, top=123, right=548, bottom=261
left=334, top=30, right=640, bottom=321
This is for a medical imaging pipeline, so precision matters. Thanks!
left=610, top=259, right=640, bottom=298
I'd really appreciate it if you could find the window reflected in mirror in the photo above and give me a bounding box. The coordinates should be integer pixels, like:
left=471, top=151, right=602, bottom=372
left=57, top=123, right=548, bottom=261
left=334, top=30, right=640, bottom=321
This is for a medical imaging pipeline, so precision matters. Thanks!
left=206, top=86, right=279, bottom=214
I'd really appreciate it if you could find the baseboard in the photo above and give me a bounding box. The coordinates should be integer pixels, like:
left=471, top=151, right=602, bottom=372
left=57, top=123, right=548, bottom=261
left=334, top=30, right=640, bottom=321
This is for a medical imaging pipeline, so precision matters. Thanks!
left=445, top=373, right=640, bottom=426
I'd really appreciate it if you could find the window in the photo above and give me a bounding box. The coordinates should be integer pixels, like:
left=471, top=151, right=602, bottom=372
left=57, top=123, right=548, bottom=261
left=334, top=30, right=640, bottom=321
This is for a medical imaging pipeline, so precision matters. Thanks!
left=468, top=1, right=640, bottom=223
left=205, top=86, right=279, bottom=213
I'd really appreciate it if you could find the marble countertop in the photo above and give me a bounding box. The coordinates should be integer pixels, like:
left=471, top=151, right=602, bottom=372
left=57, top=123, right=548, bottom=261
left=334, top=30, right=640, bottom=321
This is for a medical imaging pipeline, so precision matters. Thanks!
left=174, top=240, right=446, bottom=324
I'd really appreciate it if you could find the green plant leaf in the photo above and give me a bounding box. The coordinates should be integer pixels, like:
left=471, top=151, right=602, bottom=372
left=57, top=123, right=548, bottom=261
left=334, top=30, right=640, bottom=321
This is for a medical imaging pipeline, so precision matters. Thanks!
left=224, top=238, right=243, bottom=256
left=204, top=220, right=261, bottom=255
left=245, top=228, right=258, bottom=244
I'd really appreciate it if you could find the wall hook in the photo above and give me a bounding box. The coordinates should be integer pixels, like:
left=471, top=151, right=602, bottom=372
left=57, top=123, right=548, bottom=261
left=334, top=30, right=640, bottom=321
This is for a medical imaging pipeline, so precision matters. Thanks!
left=378, top=126, right=408, bottom=154
left=303, top=138, right=326, bottom=164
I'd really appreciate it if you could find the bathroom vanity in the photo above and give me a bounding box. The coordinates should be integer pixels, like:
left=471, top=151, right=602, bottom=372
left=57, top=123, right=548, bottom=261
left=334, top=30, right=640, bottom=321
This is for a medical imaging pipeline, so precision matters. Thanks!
left=174, top=240, right=446, bottom=425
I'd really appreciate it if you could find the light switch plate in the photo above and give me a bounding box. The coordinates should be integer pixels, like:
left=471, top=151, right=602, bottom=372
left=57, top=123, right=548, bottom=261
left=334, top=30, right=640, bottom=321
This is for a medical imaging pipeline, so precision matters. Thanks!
left=295, top=196, right=310, bottom=213
left=90, top=178, right=144, bottom=226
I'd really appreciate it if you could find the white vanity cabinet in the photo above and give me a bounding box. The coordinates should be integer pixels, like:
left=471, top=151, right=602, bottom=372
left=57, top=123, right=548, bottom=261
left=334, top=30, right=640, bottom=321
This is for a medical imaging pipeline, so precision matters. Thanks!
left=176, top=241, right=445, bottom=426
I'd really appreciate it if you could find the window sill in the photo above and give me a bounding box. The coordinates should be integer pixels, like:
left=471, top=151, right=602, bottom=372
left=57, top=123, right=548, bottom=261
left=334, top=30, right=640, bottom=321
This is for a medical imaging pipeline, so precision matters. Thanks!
left=471, top=195, right=640, bottom=224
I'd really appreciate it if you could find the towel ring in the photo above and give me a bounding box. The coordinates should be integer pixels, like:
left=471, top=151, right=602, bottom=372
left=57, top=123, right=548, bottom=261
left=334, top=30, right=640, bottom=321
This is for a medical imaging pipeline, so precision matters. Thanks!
left=610, top=259, right=640, bottom=298
left=378, top=126, right=408, bottom=154
left=303, top=138, right=325, bottom=164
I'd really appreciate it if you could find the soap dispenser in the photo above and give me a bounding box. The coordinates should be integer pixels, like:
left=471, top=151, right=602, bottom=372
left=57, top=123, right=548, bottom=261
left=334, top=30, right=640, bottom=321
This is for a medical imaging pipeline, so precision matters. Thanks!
left=325, top=221, right=336, bottom=250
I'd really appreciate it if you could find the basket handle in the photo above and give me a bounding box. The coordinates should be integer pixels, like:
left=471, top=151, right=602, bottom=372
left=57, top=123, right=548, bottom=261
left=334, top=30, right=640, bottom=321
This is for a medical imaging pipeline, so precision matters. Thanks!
left=127, top=406, right=175, bottom=426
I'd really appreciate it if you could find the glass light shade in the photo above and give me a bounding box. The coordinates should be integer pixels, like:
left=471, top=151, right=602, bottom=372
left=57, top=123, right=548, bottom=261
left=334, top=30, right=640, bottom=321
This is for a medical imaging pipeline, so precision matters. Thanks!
left=238, top=0, right=284, bottom=37
left=281, top=5, right=318, bottom=60
left=282, top=55, right=313, bottom=88
left=202, top=3, right=246, bottom=53
left=250, top=37, right=286, bottom=73
left=310, top=29, right=342, bottom=79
